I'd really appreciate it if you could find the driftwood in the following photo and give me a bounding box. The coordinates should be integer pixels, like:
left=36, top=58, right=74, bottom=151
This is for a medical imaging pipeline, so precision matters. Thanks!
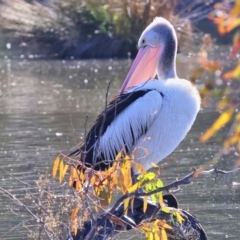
left=66, top=194, right=207, bottom=240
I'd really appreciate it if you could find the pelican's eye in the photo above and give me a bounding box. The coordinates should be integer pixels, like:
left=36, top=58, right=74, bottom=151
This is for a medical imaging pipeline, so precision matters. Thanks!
left=141, top=39, right=146, bottom=45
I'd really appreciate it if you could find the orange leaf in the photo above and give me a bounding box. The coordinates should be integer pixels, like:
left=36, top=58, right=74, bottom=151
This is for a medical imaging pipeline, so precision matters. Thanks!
left=223, top=64, right=240, bottom=80
left=71, top=207, right=79, bottom=220
left=230, top=32, right=240, bottom=57
left=109, top=216, right=126, bottom=227
left=193, top=168, right=203, bottom=178
left=224, top=134, right=239, bottom=148
left=59, top=160, right=64, bottom=183
left=225, top=18, right=240, bottom=33
left=198, top=58, right=221, bottom=72
left=200, top=107, right=234, bottom=142
left=52, top=156, right=60, bottom=177
left=157, top=220, right=172, bottom=230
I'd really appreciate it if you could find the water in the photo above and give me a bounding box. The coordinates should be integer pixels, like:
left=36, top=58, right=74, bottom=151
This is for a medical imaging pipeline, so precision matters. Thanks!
left=0, top=56, right=239, bottom=240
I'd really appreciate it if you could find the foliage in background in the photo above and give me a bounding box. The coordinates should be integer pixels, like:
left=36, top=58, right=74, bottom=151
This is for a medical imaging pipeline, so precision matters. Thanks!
left=0, top=0, right=192, bottom=58
left=193, top=0, right=240, bottom=165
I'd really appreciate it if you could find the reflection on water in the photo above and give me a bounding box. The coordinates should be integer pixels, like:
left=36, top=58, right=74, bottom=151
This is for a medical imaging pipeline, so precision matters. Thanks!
left=0, top=56, right=240, bottom=240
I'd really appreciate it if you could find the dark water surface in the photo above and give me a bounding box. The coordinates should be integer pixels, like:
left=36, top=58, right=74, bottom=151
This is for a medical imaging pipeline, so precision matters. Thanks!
left=0, top=56, right=240, bottom=239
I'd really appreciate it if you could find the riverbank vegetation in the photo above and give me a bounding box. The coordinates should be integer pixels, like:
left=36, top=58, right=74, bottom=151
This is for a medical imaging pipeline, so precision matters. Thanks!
left=0, top=0, right=214, bottom=59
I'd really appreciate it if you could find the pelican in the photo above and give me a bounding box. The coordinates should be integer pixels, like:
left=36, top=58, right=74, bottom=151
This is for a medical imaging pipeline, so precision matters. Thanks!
left=69, top=17, right=200, bottom=173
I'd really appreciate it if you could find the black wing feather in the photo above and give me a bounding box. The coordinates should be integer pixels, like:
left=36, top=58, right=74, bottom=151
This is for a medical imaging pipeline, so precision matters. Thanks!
left=69, top=89, right=160, bottom=170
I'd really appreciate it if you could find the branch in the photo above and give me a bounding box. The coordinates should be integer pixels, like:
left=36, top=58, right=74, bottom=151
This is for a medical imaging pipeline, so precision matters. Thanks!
left=73, top=166, right=240, bottom=240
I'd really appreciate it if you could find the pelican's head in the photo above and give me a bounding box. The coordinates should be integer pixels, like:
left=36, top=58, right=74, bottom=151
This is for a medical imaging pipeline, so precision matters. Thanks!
left=120, top=17, right=178, bottom=94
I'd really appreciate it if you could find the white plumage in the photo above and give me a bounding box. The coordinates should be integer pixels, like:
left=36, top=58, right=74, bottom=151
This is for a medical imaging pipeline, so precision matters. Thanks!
left=98, top=79, right=200, bottom=171
left=69, top=17, right=201, bottom=172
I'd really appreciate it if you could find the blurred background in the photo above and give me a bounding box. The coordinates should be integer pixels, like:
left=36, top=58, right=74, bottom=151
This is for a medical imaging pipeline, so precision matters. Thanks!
left=0, top=0, right=240, bottom=239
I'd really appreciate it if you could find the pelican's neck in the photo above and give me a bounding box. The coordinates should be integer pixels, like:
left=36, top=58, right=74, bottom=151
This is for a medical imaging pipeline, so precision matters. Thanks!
left=157, top=33, right=177, bottom=80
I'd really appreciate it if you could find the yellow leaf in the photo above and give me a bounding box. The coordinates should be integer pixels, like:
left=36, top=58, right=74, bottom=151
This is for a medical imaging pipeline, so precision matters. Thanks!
left=59, top=160, right=64, bottom=183
left=225, top=18, right=240, bottom=33
left=223, top=64, right=240, bottom=80
left=157, top=220, right=172, bottom=230
left=236, top=112, right=240, bottom=120
left=154, top=231, right=160, bottom=240
left=98, top=188, right=110, bottom=206
left=60, top=162, right=69, bottom=183
left=230, top=0, right=240, bottom=17
left=238, top=139, right=240, bottom=152
left=124, top=197, right=130, bottom=215
left=217, top=97, right=229, bottom=111
left=148, top=232, right=154, bottom=240
left=133, top=162, right=147, bottom=174
left=52, top=156, right=60, bottom=177
left=174, top=211, right=184, bottom=225
left=224, top=134, right=239, bottom=148
left=158, top=193, right=164, bottom=208
left=143, top=196, right=148, bottom=213
left=200, top=107, right=234, bottom=142
left=127, top=182, right=140, bottom=193
left=160, top=229, right=168, bottom=240
left=131, top=197, right=134, bottom=213
left=161, top=207, right=170, bottom=213
left=117, top=170, right=128, bottom=194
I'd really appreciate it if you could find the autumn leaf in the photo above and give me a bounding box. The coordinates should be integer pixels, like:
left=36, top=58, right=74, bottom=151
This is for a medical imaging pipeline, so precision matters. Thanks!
left=193, top=168, right=203, bottom=178
left=174, top=211, right=184, bottom=225
left=224, top=134, right=239, bottom=148
left=198, top=58, right=221, bottom=72
left=157, top=220, right=172, bottom=230
left=109, top=216, right=125, bottom=227
left=59, top=161, right=69, bottom=183
left=59, top=160, right=64, bottom=183
left=133, top=162, right=147, bottom=174
left=230, top=32, right=240, bottom=57
left=159, top=229, right=168, bottom=240
left=71, top=207, right=79, bottom=220
left=71, top=207, right=79, bottom=236
left=223, top=64, right=240, bottom=80
left=143, top=196, right=148, bottom=213
left=124, top=197, right=130, bottom=215
left=225, top=18, right=240, bottom=33
left=161, top=207, right=170, bottom=214
left=52, top=156, right=60, bottom=177
left=217, top=97, right=229, bottom=110
left=200, top=107, right=234, bottom=142
left=97, top=188, right=111, bottom=206
left=230, top=0, right=240, bottom=17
